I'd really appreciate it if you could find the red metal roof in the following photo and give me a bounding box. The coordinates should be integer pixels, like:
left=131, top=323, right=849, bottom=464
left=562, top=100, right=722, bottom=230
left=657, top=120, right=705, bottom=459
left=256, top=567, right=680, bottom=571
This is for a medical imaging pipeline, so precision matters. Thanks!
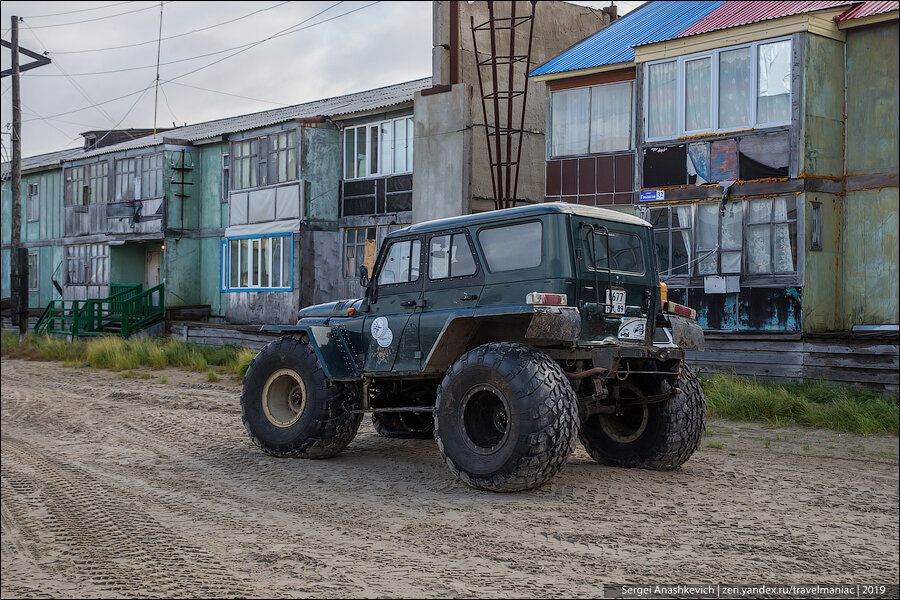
left=835, top=1, right=899, bottom=20
left=677, top=1, right=858, bottom=37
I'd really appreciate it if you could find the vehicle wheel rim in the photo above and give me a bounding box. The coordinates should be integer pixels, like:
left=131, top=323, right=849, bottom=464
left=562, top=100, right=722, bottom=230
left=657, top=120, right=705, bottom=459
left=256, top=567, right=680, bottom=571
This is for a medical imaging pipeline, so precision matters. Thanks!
left=262, top=369, right=306, bottom=428
left=460, top=383, right=510, bottom=455
left=599, top=403, right=648, bottom=443
left=399, top=411, right=433, bottom=433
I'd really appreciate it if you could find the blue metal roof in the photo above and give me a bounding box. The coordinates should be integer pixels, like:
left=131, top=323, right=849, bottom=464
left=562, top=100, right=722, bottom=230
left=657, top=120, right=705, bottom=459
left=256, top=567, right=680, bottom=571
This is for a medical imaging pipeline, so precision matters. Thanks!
left=529, top=1, right=727, bottom=77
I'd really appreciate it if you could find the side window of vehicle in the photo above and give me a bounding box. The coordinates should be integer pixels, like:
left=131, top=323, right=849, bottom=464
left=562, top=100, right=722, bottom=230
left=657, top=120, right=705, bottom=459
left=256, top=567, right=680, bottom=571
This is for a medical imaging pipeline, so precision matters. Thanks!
left=585, top=230, right=645, bottom=275
left=377, top=239, right=421, bottom=285
left=429, top=233, right=477, bottom=279
left=477, top=221, right=543, bottom=272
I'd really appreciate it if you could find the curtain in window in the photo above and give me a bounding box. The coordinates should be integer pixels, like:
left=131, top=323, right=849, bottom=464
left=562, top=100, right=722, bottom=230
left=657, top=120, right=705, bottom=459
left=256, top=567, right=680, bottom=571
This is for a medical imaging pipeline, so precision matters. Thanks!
left=674, top=205, right=692, bottom=275
left=719, top=47, right=752, bottom=129
left=684, top=58, right=711, bottom=131
left=551, top=88, right=589, bottom=155
left=589, top=81, right=632, bottom=153
left=757, top=40, right=791, bottom=124
left=696, top=204, right=718, bottom=275
left=648, top=61, right=676, bottom=138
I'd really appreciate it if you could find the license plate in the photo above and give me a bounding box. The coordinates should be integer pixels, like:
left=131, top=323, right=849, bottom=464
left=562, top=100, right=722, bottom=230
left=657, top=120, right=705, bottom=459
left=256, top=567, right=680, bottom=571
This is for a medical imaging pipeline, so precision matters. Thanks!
left=605, top=287, right=626, bottom=315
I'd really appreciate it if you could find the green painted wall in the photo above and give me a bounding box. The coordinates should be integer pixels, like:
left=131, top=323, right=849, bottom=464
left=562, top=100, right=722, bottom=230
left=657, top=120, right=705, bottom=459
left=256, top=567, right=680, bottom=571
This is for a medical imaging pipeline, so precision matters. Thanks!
left=803, top=192, right=842, bottom=332
left=197, top=143, right=228, bottom=316
left=163, top=148, right=202, bottom=307
left=845, top=22, right=899, bottom=175
left=110, top=243, right=146, bottom=285
left=301, top=125, right=340, bottom=221
left=842, top=188, right=899, bottom=326
left=801, top=34, right=845, bottom=178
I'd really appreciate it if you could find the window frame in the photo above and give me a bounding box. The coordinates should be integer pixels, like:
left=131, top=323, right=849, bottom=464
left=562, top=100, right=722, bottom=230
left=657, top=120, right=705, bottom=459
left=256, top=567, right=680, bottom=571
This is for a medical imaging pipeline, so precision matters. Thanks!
left=221, top=153, right=230, bottom=202
left=371, top=234, right=424, bottom=294
left=646, top=196, right=801, bottom=287
left=644, top=35, right=793, bottom=142
left=583, top=229, right=647, bottom=277
left=26, top=182, right=40, bottom=222
left=548, top=79, right=635, bottom=159
left=343, top=115, right=415, bottom=181
left=222, top=233, right=294, bottom=292
left=65, top=243, right=109, bottom=286
left=27, top=251, right=39, bottom=292
left=229, top=130, right=298, bottom=193
left=476, top=220, right=545, bottom=274
left=343, top=223, right=410, bottom=279
left=426, top=230, right=482, bottom=285
left=114, top=154, right=164, bottom=202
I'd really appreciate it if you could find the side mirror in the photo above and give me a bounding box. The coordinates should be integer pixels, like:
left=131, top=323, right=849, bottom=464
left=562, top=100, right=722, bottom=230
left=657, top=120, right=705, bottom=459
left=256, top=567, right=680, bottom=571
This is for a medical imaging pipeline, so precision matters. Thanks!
left=358, top=265, right=370, bottom=289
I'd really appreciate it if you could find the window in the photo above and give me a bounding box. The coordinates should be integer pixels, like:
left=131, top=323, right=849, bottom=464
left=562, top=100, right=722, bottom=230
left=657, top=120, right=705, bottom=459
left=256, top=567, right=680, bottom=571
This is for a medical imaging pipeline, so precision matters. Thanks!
left=550, top=81, right=634, bottom=157
left=584, top=230, right=645, bottom=275
left=646, top=37, right=792, bottom=140
left=429, top=234, right=477, bottom=279
left=65, top=162, right=108, bottom=205
left=649, top=205, right=692, bottom=276
left=230, top=130, right=298, bottom=191
left=478, top=221, right=543, bottom=272
left=377, top=239, right=421, bottom=285
left=648, top=196, right=797, bottom=279
left=344, top=116, right=414, bottom=179
left=28, top=252, right=39, bottom=291
left=224, top=234, right=292, bottom=291
left=343, top=224, right=409, bottom=278
left=115, top=154, right=163, bottom=201
left=809, top=201, right=822, bottom=251
left=222, top=153, right=230, bottom=202
left=66, top=243, right=108, bottom=285
left=26, top=183, right=39, bottom=221
left=747, top=197, right=797, bottom=274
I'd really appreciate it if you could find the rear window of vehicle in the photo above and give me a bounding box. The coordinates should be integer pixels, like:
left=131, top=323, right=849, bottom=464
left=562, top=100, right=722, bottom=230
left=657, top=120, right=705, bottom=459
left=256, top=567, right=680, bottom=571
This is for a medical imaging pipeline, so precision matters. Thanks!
left=584, top=229, right=644, bottom=275
left=477, top=221, right=543, bottom=272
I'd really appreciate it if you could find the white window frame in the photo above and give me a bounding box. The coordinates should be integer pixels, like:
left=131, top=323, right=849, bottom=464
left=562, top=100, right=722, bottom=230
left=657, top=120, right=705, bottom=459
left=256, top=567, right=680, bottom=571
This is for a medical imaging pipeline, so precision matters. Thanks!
left=644, top=36, right=793, bottom=142
left=221, top=153, right=230, bottom=202
left=26, top=182, right=40, bottom=221
left=28, top=251, right=39, bottom=291
left=548, top=79, right=635, bottom=158
left=343, top=116, right=414, bottom=181
left=223, top=233, right=293, bottom=292
left=229, top=130, right=299, bottom=193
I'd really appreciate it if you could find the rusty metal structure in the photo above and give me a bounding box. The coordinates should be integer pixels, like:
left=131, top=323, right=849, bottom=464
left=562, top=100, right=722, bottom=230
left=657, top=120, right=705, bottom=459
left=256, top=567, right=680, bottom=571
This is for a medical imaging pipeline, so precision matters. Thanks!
left=470, top=1, right=537, bottom=210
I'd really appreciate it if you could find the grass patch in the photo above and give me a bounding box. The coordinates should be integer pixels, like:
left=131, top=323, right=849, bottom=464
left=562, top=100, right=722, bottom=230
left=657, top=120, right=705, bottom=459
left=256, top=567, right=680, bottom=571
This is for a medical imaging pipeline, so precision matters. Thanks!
left=701, top=372, right=899, bottom=436
left=120, top=370, right=153, bottom=380
left=206, top=370, right=220, bottom=383
left=2, top=331, right=254, bottom=380
left=706, top=442, right=724, bottom=449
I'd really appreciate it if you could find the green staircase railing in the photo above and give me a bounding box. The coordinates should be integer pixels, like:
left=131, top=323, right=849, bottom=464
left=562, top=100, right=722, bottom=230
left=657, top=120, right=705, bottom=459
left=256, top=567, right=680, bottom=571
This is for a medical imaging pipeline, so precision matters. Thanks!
left=34, top=283, right=165, bottom=338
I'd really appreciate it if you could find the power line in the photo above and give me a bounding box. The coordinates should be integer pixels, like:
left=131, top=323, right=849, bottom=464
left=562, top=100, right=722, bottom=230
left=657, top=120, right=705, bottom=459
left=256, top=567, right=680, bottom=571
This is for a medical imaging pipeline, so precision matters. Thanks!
left=50, top=1, right=292, bottom=55
left=23, top=2, right=173, bottom=29
left=16, top=2, right=137, bottom=20
left=20, top=1, right=381, bottom=123
left=23, top=2, right=348, bottom=78
left=166, top=80, right=289, bottom=106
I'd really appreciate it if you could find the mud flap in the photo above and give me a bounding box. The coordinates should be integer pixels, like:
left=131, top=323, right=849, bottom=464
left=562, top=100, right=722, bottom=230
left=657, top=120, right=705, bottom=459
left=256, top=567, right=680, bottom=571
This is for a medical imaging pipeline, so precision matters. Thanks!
left=525, top=307, right=581, bottom=345
left=668, top=315, right=705, bottom=351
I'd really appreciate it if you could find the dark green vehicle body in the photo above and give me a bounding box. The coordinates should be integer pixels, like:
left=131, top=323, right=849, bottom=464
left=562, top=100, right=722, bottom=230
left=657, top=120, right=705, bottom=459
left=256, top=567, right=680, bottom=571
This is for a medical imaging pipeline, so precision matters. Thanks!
left=263, top=203, right=699, bottom=387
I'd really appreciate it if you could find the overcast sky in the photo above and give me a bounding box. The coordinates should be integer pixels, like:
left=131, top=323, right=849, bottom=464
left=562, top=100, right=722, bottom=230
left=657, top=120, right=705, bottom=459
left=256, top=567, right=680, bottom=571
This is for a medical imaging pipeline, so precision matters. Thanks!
left=1, top=1, right=642, bottom=160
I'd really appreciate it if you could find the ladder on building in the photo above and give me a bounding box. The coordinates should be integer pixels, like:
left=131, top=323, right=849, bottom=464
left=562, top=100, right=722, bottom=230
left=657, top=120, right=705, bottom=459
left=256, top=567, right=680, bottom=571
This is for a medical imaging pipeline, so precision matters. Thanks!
left=34, top=283, right=165, bottom=338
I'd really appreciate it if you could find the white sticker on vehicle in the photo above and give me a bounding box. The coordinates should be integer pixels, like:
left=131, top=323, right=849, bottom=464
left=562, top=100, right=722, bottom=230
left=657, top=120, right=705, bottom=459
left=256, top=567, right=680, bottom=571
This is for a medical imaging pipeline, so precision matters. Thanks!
left=370, top=316, right=394, bottom=348
left=618, top=318, right=647, bottom=340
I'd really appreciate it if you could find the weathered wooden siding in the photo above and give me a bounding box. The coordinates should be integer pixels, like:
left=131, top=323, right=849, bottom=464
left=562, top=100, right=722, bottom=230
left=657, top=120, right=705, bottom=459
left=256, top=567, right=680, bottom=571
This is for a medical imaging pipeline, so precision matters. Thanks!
left=802, top=191, right=842, bottom=332
left=800, top=33, right=844, bottom=179
left=169, top=321, right=279, bottom=350
left=686, top=333, right=899, bottom=391
left=301, top=124, right=340, bottom=222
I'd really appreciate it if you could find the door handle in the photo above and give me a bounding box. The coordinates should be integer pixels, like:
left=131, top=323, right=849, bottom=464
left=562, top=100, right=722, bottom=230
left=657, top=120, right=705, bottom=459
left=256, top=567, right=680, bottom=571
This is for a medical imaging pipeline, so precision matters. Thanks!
left=459, top=293, right=477, bottom=301
left=400, top=300, right=416, bottom=307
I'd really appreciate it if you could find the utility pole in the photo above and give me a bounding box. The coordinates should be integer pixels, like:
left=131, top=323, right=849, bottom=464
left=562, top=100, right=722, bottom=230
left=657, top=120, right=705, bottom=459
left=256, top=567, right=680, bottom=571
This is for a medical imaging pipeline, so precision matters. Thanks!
left=2, top=16, right=51, bottom=335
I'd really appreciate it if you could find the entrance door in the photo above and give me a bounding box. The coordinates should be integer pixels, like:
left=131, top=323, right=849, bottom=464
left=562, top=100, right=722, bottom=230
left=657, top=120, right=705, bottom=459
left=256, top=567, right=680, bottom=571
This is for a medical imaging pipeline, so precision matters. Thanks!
left=146, top=250, right=161, bottom=288
left=362, top=235, right=424, bottom=374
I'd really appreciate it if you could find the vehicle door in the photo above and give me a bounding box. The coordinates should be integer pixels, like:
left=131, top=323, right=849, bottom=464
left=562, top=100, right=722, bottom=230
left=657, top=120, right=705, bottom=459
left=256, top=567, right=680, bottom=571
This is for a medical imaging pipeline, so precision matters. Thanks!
left=418, top=229, right=483, bottom=370
left=362, top=234, right=424, bottom=374
left=572, top=216, right=651, bottom=343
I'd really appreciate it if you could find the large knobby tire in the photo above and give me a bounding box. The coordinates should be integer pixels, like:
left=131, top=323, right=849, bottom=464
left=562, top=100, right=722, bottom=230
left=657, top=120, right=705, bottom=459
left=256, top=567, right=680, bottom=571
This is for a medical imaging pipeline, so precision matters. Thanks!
left=434, top=343, right=579, bottom=492
left=372, top=411, right=435, bottom=439
left=580, top=364, right=706, bottom=470
left=240, top=337, right=362, bottom=458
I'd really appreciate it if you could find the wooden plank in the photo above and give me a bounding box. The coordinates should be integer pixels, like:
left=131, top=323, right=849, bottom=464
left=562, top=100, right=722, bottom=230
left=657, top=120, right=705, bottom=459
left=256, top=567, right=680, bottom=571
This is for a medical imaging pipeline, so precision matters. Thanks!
left=803, top=365, right=900, bottom=386
left=687, top=350, right=803, bottom=365
left=689, top=361, right=804, bottom=379
left=701, top=340, right=805, bottom=353
left=803, top=342, right=899, bottom=356
left=805, top=353, right=899, bottom=369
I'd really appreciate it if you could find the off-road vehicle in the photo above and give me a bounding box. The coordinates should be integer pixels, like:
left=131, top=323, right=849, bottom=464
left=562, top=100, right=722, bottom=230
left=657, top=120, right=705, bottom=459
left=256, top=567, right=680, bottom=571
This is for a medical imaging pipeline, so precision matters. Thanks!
left=240, top=203, right=706, bottom=492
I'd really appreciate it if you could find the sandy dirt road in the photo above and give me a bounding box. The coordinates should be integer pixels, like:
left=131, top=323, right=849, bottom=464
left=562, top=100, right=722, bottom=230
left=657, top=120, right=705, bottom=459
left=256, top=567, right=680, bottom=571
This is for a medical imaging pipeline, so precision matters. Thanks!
left=1, top=356, right=898, bottom=598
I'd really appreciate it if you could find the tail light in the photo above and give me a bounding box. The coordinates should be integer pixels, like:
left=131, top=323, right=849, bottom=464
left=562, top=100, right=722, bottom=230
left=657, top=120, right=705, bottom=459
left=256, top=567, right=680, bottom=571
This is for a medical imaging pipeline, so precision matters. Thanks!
left=665, top=301, right=697, bottom=320
left=526, top=292, right=567, bottom=306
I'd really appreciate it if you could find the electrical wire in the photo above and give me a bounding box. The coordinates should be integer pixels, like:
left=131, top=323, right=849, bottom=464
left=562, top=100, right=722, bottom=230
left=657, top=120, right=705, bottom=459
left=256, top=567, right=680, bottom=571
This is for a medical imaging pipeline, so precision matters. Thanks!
left=50, top=1, right=292, bottom=55
left=15, top=1, right=136, bottom=20
left=22, top=2, right=173, bottom=30
left=166, top=80, right=289, bottom=106
left=19, top=1, right=381, bottom=123
left=24, top=2, right=348, bottom=78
